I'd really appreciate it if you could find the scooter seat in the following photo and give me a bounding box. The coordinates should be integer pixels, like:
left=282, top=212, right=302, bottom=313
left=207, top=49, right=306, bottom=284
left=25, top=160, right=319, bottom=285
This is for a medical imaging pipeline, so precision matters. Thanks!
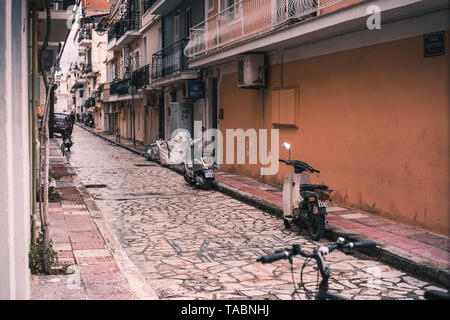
left=301, top=184, right=328, bottom=190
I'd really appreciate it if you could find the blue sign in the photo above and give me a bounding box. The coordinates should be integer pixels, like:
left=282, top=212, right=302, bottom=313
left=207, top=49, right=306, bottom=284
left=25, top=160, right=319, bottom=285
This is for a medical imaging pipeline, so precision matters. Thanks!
left=187, top=81, right=205, bottom=99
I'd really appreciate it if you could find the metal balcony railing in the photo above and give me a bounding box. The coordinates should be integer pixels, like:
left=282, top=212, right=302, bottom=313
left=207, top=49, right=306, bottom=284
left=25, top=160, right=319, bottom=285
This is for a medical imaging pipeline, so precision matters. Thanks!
left=81, top=63, right=92, bottom=74
left=184, top=0, right=345, bottom=58
left=151, top=39, right=190, bottom=80
left=132, top=65, right=150, bottom=88
left=110, top=77, right=132, bottom=96
left=78, top=29, right=92, bottom=43
left=84, top=97, right=96, bottom=108
left=108, top=11, right=141, bottom=43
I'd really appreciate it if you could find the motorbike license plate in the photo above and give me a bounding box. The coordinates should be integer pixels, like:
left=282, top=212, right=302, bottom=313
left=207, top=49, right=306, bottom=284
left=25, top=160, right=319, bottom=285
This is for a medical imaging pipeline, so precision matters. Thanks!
left=204, top=169, right=214, bottom=178
left=318, top=200, right=330, bottom=208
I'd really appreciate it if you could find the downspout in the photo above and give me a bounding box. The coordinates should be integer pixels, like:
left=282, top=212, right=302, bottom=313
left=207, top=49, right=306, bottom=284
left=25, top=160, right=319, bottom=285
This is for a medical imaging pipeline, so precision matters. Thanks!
left=30, top=7, right=38, bottom=246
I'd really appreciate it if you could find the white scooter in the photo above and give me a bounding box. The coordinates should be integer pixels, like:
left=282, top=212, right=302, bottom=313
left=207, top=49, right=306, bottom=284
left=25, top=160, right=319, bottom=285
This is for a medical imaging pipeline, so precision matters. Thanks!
left=280, top=142, right=332, bottom=241
left=183, top=137, right=215, bottom=190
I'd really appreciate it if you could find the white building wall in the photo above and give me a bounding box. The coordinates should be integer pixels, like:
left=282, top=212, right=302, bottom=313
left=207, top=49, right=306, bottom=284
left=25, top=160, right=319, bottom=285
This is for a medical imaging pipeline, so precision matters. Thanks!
left=0, top=0, right=31, bottom=300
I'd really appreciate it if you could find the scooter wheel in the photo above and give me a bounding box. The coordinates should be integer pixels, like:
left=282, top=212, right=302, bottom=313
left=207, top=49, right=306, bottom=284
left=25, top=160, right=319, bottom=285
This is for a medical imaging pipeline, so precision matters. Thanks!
left=284, top=218, right=292, bottom=229
left=183, top=171, right=195, bottom=185
left=203, top=179, right=213, bottom=190
left=308, top=209, right=325, bottom=241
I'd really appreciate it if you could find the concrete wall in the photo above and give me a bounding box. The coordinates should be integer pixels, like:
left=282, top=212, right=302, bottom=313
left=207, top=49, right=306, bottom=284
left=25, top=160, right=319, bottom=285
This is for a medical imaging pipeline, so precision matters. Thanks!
left=218, top=31, right=449, bottom=236
left=0, top=0, right=31, bottom=299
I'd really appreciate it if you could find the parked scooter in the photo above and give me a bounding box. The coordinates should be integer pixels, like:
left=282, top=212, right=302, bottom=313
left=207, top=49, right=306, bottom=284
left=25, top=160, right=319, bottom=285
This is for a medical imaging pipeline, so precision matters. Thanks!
left=183, top=137, right=215, bottom=190
left=280, top=142, right=332, bottom=241
left=85, top=115, right=95, bottom=128
left=141, top=135, right=161, bottom=161
left=141, top=142, right=160, bottom=161
left=60, top=128, right=73, bottom=156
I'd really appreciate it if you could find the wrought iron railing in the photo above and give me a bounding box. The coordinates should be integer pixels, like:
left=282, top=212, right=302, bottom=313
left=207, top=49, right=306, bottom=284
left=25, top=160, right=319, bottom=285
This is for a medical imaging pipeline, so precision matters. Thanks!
left=84, top=97, right=96, bottom=108
left=110, top=77, right=132, bottom=96
left=132, top=65, right=150, bottom=88
left=81, top=63, right=92, bottom=74
left=108, top=11, right=141, bottom=43
left=184, top=0, right=345, bottom=58
left=151, top=39, right=190, bottom=80
left=78, top=29, right=92, bottom=43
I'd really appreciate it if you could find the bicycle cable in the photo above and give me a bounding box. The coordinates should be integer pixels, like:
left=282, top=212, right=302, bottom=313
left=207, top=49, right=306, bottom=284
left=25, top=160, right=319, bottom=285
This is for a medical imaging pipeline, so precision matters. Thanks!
left=299, top=257, right=320, bottom=300
left=290, top=259, right=303, bottom=300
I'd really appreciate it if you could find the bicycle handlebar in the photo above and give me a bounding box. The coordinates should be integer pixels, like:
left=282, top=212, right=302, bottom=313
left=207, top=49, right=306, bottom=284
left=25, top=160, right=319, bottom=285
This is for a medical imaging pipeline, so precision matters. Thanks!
left=279, top=159, right=319, bottom=174
left=257, top=238, right=377, bottom=264
left=256, top=249, right=291, bottom=263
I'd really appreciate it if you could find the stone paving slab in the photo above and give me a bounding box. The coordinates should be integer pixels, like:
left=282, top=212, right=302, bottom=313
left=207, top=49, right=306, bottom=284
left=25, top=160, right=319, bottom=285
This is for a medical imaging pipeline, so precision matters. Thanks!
left=66, top=125, right=450, bottom=299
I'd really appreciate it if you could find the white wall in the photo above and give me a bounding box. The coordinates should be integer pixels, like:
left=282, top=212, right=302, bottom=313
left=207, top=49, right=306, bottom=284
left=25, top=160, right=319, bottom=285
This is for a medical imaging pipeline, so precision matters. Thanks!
left=0, top=0, right=31, bottom=299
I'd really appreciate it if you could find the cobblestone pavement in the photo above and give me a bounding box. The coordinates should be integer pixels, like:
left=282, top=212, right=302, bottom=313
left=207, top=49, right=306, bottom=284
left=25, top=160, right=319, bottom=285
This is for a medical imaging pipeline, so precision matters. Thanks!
left=66, top=127, right=446, bottom=300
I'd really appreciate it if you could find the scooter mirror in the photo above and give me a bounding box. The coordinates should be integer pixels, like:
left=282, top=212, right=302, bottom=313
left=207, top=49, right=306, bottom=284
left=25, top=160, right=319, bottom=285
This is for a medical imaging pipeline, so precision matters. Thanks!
left=282, top=142, right=291, bottom=150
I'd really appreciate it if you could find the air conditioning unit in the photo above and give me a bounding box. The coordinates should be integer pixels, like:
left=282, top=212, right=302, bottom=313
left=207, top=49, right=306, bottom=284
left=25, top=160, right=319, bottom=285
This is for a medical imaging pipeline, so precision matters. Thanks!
left=237, top=54, right=266, bottom=88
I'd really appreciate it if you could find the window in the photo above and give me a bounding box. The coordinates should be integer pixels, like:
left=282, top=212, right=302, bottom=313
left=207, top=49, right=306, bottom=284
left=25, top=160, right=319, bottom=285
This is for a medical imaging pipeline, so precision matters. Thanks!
left=220, top=0, right=239, bottom=21
left=158, top=28, right=162, bottom=50
left=206, top=0, right=214, bottom=13
left=174, top=14, right=180, bottom=42
left=134, top=51, right=140, bottom=69
left=185, top=7, right=192, bottom=38
left=142, top=37, right=147, bottom=65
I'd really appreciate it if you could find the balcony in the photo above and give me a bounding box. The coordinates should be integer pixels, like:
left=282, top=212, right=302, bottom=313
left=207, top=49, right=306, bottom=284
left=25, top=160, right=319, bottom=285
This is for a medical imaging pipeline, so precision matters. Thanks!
left=132, top=65, right=151, bottom=89
left=184, top=0, right=345, bottom=59
left=110, top=77, right=132, bottom=96
left=78, top=29, right=92, bottom=47
left=107, top=11, right=141, bottom=50
left=151, top=39, right=199, bottom=85
left=81, top=63, right=93, bottom=76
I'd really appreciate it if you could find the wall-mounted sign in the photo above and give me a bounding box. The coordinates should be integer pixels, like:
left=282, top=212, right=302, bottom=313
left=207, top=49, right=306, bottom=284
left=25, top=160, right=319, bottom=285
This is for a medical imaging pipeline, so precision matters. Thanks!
left=424, top=31, right=445, bottom=58
left=186, top=81, right=205, bottom=99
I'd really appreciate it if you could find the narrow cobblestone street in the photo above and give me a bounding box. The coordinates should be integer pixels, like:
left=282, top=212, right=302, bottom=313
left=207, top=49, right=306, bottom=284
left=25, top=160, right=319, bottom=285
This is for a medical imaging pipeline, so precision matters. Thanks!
left=66, top=127, right=445, bottom=300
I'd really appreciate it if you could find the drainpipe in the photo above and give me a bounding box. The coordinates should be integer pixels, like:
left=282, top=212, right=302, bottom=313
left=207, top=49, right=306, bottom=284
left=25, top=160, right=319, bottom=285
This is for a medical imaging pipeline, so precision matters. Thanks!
left=30, top=7, right=38, bottom=245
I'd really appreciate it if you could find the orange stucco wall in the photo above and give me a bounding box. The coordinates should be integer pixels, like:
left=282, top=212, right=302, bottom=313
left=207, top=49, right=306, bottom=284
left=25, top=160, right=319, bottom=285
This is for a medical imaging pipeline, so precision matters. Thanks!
left=219, top=32, right=450, bottom=236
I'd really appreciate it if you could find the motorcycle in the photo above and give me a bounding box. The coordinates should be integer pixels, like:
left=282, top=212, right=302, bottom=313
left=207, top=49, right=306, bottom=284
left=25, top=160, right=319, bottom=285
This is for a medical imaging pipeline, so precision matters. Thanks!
left=183, top=137, right=215, bottom=190
left=141, top=142, right=160, bottom=161
left=280, top=142, right=332, bottom=241
left=141, top=134, right=161, bottom=161
left=60, top=128, right=73, bottom=156
left=85, top=115, right=95, bottom=128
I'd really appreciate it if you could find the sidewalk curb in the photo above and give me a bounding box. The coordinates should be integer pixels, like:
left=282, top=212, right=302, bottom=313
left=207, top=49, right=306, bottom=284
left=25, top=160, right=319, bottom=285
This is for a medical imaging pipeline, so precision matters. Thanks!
left=77, top=124, right=450, bottom=290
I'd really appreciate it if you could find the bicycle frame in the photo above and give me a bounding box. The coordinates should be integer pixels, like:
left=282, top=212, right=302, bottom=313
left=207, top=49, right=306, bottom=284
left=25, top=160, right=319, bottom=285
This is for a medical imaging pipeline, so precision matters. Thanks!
left=308, top=249, right=349, bottom=300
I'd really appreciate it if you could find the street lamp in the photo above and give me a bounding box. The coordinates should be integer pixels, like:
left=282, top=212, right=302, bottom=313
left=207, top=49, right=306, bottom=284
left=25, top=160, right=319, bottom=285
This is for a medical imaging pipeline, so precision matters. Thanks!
left=128, top=84, right=137, bottom=148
